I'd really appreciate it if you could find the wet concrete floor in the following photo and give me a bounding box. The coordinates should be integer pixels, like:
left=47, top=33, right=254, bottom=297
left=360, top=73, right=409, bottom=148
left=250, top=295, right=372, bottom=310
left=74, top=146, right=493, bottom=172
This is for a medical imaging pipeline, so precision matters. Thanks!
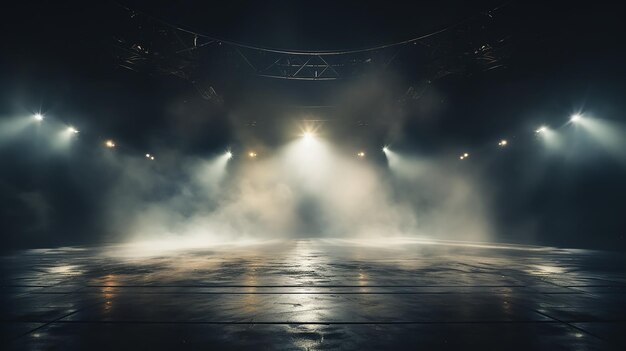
left=1, top=238, right=625, bottom=350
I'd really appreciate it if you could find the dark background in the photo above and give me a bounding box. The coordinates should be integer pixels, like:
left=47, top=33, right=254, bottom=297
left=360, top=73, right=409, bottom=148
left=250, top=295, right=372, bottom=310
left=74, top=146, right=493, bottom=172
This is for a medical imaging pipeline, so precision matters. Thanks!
left=1, top=1, right=625, bottom=251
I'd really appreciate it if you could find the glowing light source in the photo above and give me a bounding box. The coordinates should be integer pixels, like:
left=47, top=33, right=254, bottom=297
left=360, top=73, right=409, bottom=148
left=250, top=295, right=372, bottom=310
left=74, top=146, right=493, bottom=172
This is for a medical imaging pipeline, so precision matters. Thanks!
left=302, top=131, right=314, bottom=142
left=67, top=126, right=79, bottom=134
left=226, top=151, right=233, bottom=159
left=570, top=114, right=582, bottom=122
left=145, top=153, right=154, bottom=160
left=536, top=126, right=547, bottom=134
left=357, top=151, right=366, bottom=158
left=248, top=151, right=257, bottom=158
left=498, top=139, right=508, bottom=146
left=105, top=139, right=116, bottom=148
left=34, top=113, right=44, bottom=121
left=382, top=146, right=389, bottom=153
left=460, top=152, right=469, bottom=160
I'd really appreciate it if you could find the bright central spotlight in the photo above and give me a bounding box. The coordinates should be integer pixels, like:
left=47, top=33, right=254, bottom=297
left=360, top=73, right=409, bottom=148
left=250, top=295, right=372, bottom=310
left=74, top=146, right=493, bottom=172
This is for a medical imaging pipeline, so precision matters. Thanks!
left=498, top=139, right=508, bottom=146
left=34, top=113, right=44, bottom=121
left=357, top=151, right=366, bottom=158
left=302, top=131, right=314, bottom=142
left=105, top=139, right=116, bottom=148
left=460, top=152, right=469, bottom=160
left=248, top=151, right=257, bottom=158
left=145, top=153, right=155, bottom=160
left=536, top=126, right=547, bottom=134
left=570, top=114, right=582, bottom=122
left=226, top=151, right=233, bottom=159
left=382, top=146, right=389, bottom=153
left=67, top=126, right=79, bottom=134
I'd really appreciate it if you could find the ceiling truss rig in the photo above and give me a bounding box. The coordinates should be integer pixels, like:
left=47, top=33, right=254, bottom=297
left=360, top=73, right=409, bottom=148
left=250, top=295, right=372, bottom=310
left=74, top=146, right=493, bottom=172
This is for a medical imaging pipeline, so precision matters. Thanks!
left=113, top=2, right=511, bottom=82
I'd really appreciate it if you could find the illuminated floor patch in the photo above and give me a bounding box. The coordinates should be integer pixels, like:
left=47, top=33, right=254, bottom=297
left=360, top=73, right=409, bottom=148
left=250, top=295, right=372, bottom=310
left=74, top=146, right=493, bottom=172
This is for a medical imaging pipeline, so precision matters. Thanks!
left=1, top=239, right=625, bottom=350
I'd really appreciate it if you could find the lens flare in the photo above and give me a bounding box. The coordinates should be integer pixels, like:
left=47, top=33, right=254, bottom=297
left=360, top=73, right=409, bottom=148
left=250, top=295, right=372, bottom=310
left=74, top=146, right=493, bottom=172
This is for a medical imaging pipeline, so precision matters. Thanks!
left=105, top=139, right=116, bottom=148
left=34, top=113, right=44, bottom=121
left=357, top=151, right=366, bottom=158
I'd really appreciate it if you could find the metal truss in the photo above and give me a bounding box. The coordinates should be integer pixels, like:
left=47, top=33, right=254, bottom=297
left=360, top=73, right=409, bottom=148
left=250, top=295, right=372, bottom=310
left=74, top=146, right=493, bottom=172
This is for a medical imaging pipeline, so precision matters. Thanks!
left=111, top=2, right=512, bottom=97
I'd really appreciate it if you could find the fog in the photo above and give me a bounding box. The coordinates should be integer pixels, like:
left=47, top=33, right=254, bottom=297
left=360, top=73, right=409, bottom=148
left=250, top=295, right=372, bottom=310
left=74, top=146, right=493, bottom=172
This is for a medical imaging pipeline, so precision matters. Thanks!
left=101, top=130, right=493, bottom=251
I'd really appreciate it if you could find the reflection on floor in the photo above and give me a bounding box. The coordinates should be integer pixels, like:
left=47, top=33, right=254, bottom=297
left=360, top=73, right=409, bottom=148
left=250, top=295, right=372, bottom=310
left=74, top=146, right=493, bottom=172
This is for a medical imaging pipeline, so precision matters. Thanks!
left=1, top=238, right=625, bottom=350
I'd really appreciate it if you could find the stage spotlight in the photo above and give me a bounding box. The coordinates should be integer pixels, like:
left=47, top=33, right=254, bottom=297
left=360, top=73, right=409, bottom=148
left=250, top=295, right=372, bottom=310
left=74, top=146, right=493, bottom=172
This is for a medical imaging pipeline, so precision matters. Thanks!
left=536, top=126, right=547, bottom=134
left=357, top=151, right=366, bottom=158
left=498, top=139, right=508, bottom=146
left=145, top=153, right=155, bottom=160
left=105, top=139, right=116, bottom=148
left=463, top=153, right=469, bottom=157
left=382, top=146, right=389, bottom=153
left=145, top=153, right=150, bottom=158
left=571, top=114, right=582, bottom=122
left=459, top=155, right=465, bottom=160
left=460, top=152, right=469, bottom=160
left=226, top=151, right=233, bottom=159
left=34, top=113, right=44, bottom=121
left=67, top=126, right=79, bottom=134
left=248, top=151, right=257, bottom=158
left=302, top=131, right=314, bottom=142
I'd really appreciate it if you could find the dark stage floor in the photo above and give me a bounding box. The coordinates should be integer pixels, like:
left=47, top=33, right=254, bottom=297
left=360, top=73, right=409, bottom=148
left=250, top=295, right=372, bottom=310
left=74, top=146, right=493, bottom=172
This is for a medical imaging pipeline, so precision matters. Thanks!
left=1, top=238, right=625, bottom=350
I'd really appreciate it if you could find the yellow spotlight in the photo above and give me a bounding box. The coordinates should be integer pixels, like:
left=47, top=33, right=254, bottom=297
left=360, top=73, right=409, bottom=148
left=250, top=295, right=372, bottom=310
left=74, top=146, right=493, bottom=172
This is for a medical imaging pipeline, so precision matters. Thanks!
left=498, top=139, right=508, bottom=146
left=105, top=139, right=115, bottom=148
left=248, top=151, right=257, bottom=158
left=34, top=113, right=44, bottom=121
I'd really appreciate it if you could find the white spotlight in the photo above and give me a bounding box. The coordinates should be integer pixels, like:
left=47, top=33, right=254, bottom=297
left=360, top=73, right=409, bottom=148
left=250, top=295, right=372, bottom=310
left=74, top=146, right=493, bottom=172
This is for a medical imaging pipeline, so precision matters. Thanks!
left=536, top=126, right=547, bottom=134
left=571, top=114, right=582, bottom=122
left=226, top=151, right=233, bottom=159
left=382, top=146, right=389, bottom=153
left=34, top=113, right=44, bottom=121
left=105, top=139, right=115, bottom=148
left=463, top=152, right=469, bottom=157
left=145, top=153, right=151, bottom=158
left=302, top=131, right=314, bottom=142
left=498, top=139, right=508, bottom=146
left=67, top=126, right=79, bottom=134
